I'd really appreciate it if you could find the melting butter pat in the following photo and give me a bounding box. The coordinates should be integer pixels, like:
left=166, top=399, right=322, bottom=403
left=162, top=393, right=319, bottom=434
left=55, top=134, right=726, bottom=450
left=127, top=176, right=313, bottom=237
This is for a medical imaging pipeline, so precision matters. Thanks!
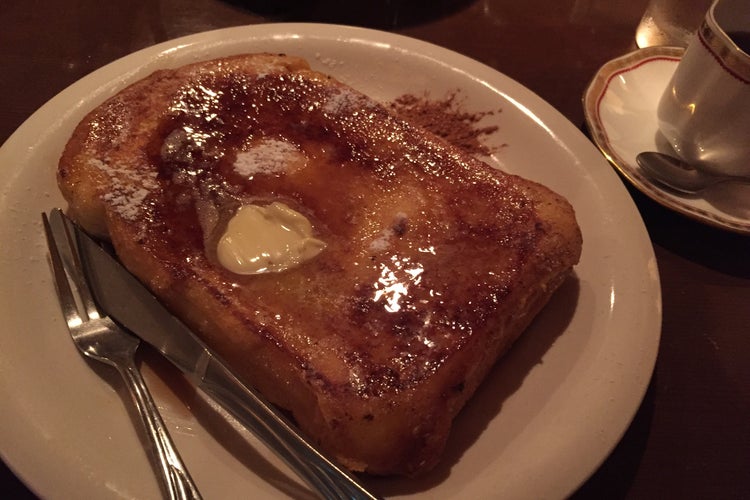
left=217, top=202, right=326, bottom=274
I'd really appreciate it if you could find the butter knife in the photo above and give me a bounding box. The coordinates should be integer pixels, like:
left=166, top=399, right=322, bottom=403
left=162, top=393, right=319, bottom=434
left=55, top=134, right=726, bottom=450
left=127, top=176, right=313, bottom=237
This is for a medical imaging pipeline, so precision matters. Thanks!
left=67, top=211, right=379, bottom=500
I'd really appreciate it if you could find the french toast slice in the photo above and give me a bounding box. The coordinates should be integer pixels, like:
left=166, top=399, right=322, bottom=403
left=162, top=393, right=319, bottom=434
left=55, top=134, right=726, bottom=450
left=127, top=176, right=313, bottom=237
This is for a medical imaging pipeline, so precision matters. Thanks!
left=57, top=53, right=582, bottom=476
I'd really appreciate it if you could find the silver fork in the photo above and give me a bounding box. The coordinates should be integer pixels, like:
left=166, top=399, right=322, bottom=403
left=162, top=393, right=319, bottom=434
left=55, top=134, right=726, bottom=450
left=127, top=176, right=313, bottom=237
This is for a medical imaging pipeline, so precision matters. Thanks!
left=42, top=211, right=202, bottom=500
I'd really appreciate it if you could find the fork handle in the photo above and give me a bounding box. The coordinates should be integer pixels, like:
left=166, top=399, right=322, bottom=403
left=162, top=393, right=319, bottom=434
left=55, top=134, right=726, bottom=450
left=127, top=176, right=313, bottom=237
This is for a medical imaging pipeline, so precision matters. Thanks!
left=116, top=358, right=202, bottom=500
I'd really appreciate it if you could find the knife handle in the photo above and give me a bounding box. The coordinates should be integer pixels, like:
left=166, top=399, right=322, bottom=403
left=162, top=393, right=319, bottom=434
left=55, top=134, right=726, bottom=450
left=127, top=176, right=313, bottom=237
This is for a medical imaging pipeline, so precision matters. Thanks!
left=196, top=353, right=379, bottom=500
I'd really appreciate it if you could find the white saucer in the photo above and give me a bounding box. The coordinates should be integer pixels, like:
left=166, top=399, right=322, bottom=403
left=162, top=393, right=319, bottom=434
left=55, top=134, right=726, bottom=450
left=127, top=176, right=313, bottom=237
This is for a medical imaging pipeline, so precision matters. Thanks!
left=584, top=46, right=750, bottom=234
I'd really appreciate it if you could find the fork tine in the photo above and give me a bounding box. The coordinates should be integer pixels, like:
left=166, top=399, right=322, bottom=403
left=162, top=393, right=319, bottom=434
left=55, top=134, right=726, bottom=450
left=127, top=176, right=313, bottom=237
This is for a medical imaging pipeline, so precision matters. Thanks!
left=42, top=212, right=85, bottom=329
left=47, top=209, right=100, bottom=321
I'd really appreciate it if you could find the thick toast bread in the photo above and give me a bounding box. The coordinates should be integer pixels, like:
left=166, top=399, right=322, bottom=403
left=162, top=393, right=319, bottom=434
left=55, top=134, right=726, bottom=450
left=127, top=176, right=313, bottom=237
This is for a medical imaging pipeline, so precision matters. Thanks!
left=57, top=53, right=582, bottom=476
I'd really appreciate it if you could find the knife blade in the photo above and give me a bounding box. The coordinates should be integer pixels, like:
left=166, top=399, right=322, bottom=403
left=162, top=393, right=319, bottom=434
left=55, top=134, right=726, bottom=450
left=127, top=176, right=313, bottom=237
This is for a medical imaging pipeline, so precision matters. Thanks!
left=56, top=209, right=378, bottom=500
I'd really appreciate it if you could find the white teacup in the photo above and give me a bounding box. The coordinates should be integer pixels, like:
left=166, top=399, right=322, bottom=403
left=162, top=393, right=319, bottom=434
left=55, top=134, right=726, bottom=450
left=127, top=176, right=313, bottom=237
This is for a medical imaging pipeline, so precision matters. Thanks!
left=656, top=0, right=750, bottom=177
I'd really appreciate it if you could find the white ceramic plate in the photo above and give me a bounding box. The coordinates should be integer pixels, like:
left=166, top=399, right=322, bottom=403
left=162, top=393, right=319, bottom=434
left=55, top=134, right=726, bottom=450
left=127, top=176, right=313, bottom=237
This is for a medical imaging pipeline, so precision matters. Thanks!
left=584, top=46, right=750, bottom=234
left=0, top=24, right=660, bottom=500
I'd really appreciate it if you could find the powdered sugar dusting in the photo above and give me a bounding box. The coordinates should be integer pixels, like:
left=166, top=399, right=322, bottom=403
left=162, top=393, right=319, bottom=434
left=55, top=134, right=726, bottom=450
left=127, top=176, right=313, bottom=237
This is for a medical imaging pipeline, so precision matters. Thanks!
left=90, top=158, right=158, bottom=221
left=369, top=212, right=409, bottom=252
left=322, top=88, right=375, bottom=116
left=370, top=230, right=394, bottom=252
left=234, top=138, right=305, bottom=179
left=314, top=52, right=345, bottom=70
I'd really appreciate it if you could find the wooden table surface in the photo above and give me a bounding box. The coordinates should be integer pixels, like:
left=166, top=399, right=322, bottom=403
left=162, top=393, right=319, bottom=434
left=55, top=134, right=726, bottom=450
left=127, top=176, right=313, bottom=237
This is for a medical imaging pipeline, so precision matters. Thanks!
left=2, top=1, right=748, bottom=498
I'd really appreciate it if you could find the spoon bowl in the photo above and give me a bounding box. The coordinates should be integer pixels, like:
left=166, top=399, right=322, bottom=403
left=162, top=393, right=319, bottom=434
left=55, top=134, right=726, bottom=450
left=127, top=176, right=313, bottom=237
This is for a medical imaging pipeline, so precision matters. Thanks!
left=635, top=152, right=750, bottom=194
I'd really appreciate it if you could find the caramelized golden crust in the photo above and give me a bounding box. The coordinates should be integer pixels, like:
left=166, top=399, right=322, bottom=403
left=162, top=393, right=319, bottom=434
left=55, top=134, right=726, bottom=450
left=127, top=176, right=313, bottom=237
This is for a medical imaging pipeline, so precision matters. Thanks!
left=58, top=53, right=582, bottom=475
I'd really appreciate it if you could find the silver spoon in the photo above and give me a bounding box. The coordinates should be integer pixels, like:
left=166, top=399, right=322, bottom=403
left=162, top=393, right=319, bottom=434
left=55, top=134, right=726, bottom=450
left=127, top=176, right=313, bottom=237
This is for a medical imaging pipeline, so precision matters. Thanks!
left=636, top=152, right=750, bottom=194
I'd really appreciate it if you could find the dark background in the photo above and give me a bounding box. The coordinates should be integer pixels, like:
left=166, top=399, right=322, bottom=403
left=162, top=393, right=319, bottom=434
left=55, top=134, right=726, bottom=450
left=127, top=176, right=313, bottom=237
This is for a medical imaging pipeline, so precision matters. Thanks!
left=2, top=1, right=749, bottom=498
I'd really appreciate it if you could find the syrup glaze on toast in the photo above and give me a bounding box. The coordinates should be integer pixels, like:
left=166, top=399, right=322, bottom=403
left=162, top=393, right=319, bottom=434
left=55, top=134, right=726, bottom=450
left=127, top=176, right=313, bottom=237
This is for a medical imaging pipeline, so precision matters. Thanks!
left=58, top=54, right=582, bottom=476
